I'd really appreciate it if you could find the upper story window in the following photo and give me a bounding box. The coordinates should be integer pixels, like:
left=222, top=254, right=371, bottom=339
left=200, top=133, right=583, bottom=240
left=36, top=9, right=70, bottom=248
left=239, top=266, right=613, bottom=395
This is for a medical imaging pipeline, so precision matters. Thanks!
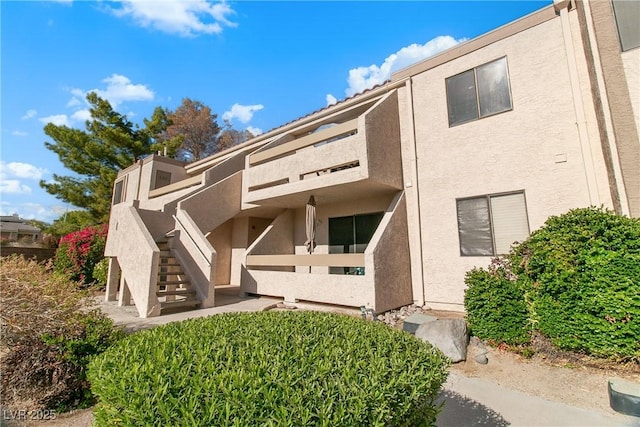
left=612, top=0, right=640, bottom=52
left=153, top=170, right=172, bottom=190
left=112, top=179, right=124, bottom=205
left=446, top=57, right=513, bottom=127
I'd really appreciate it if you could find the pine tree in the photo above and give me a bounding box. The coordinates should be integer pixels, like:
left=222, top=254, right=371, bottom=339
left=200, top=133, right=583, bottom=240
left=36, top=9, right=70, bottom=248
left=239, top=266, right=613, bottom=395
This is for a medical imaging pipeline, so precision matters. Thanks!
left=40, top=92, right=165, bottom=223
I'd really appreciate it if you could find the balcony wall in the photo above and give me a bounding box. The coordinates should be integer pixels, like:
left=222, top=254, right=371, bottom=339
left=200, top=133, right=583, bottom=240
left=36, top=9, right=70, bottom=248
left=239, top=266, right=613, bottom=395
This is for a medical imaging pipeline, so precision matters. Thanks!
left=242, top=191, right=411, bottom=312
left=242, top=90, right=403, bottom=207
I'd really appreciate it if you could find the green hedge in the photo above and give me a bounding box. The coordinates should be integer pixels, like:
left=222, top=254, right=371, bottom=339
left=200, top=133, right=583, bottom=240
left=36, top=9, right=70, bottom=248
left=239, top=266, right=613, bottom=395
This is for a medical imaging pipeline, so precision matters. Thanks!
left=88, top=311, right=450, bottom=426
left=464, top=207, right=640, bottom=360
left=511, top=207, right=640, bottom=359
left=464, top=262, right=530, bottom=345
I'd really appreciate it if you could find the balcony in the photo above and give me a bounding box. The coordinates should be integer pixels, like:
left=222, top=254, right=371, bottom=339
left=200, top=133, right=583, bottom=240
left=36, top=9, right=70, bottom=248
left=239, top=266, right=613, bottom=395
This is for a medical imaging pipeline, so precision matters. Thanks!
left=241, top=192, right=412, bottom=313
left=243, top=90, right=403, bottom=208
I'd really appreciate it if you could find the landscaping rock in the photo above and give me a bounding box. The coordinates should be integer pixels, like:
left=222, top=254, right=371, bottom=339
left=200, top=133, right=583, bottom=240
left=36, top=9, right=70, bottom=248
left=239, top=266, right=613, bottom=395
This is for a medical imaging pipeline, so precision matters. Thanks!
left=402, top=313, right=438, bottom=334
left=415, top=319, right=469, bottom=362
left=474, top=353, right=488, bottom=365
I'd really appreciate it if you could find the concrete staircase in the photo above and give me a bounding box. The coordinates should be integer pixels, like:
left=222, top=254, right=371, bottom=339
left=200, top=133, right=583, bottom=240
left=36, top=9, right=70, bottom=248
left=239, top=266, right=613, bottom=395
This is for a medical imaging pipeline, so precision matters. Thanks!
left=156, top=239, right=201, bottom=314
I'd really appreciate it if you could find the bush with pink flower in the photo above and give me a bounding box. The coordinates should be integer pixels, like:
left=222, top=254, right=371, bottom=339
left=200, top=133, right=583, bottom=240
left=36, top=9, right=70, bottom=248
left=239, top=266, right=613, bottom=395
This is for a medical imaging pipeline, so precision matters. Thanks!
left=54, top=224, right=108, bottom=286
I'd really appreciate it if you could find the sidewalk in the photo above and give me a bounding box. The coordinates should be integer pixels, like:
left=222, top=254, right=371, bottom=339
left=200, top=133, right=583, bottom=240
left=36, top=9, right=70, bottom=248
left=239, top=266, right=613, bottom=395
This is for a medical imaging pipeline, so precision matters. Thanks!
left=438, top=372, right=639, bottom=427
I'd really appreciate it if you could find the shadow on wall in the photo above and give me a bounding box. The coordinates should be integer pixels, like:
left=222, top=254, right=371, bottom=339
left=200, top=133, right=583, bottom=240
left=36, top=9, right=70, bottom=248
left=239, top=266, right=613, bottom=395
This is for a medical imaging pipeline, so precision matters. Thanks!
left=437, top=390, right=510, bottom=427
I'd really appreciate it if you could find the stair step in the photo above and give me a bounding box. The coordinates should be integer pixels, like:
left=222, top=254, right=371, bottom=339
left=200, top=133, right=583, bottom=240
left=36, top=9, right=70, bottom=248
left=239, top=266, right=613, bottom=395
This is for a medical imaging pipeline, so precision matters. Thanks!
left=157, top=279, right=190, bottom=286
left=157, top=289, right=196, bottom=296
left=160, top=298, right=201, bottom=310
left=158, top=270, right=185, bottom=276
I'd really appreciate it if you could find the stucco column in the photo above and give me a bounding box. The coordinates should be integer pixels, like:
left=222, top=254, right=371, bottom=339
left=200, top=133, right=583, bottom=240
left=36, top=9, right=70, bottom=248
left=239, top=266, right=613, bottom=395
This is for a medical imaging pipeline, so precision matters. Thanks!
left=556, top=0, right=602, bottom=208
left=402, top=79, right=426, bottom=307
left=105, top=257, right=120, bottom=301
left=118, top=276, right=132, bottom=306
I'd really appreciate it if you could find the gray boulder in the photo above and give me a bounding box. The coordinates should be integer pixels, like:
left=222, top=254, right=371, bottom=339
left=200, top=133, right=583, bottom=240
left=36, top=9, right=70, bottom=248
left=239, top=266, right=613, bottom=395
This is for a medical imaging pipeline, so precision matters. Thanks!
left=415, top=319, right=469, bottom=362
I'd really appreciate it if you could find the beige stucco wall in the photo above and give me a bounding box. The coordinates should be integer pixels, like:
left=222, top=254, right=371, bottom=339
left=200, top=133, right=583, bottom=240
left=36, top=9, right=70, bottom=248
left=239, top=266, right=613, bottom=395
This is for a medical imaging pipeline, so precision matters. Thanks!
left=403, top=16, right=614, bottom=311
left=207, top=218, right=233, bottom=285
left=179, top=171, right=243, bottom=234
left=371, top=193, right=413, bottom=313
left=104, top=203, right=160, bottom=317
left=364, top=91, right=404, bottom=190
left=138, top=155, right=189, bottom=201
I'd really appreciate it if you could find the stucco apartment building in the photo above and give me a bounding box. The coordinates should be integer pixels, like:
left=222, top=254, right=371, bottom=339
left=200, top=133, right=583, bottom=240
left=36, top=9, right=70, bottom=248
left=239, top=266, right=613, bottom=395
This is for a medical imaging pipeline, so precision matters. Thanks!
left=105, top=0, right=639, bottom=318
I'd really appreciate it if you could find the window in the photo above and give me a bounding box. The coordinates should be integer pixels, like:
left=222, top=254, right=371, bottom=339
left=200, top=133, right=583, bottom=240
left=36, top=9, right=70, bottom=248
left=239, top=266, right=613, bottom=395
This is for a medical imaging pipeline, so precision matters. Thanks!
left=153, top=170, right=172, bottom=190
left=456, top=191, right=529, bottom=256
left=446, top=57, right=512, bottom=127
left=328, top=212, right=384, bottom=274
left=612, top=0, right=640, bottom=52
left=112, top=180, right=124, bottom=205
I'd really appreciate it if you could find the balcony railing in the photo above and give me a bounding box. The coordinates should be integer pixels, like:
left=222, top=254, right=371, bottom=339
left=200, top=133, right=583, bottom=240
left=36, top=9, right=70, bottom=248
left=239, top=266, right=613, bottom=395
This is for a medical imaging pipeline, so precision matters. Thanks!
left=248, top=119, right=358, bottom=166
left=245, top=253, right=365, bottom=268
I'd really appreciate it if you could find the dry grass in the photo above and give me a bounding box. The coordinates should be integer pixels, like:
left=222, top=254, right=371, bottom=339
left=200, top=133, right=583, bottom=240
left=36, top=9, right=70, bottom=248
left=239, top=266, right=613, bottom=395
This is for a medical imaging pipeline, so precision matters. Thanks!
left=1, top=255, right=87, bottom=348
left=1, top=255, right=122, bottom=411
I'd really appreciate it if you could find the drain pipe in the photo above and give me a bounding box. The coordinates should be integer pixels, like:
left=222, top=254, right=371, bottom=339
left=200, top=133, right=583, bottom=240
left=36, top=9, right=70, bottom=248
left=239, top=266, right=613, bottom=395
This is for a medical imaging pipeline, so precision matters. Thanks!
left=555, top=0, right=601, bottom=207
left=404, top=77, right=426, bottom=307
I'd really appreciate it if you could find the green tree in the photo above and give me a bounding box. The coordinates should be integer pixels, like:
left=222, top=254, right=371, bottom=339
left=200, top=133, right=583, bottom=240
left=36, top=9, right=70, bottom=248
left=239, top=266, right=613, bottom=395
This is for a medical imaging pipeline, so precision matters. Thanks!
left=46, top=210, right=97, bottom=238
left=40, top=93, right=168, bottom=223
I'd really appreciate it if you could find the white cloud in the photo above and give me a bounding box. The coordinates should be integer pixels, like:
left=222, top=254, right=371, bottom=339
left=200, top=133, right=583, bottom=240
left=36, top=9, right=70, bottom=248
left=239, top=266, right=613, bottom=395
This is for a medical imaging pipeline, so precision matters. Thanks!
left=344, top=35, right=465, bottom=97
left=47, top=74, right=154, bottom=128
left=39, top=114, right=70, bottom=127
left=12, top=130, right=28, bottom=137
left=109, top=0, right=237, bottom=37
left=71, top=109, right=91, bottom=122
left=0, top=202, right=67, bottom=222
left=21, top=109, right=37, bottom=120
left=246, top=126, right=262, bottom=136
left=91, top=74, right=154, bottom=108
left=0, top=161, right=48, bottom=180
left=0, top=180, right=32, bottom=195
left=326, top=94, right=338, bottom=106
left=223, top=103, right=264, bottom=124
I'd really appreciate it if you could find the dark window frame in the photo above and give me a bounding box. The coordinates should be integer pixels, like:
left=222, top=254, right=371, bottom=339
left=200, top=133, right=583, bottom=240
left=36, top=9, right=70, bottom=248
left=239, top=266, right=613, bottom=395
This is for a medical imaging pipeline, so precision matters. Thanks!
left=446, top=56, right=513, bottom=127
left=153, top=170, right=172, bottom=190
left=328, top=211, right=384, bottom=275
left=112, top=179, right=125, bottom=205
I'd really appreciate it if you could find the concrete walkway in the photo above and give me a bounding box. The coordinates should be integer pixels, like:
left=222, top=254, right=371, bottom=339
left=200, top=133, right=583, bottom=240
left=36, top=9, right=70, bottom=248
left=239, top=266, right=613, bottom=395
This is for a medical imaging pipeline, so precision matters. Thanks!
left=96, top=291, right=639, bottom=427
left=438, top=372, right=639, bottom=427
left=95, top=286, right=280, bottom=332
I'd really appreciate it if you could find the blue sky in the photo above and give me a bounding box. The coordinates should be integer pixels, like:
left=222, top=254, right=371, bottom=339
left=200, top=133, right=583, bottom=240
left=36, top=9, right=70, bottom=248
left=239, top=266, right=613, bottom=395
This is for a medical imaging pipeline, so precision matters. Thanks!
left=1, top=0, right=550, bottom=223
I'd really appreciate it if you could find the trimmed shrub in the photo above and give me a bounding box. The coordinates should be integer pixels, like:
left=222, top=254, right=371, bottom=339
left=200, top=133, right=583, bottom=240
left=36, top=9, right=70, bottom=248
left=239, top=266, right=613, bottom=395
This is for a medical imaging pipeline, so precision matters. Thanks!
left=54, top=224, right=107, bottom=285
left=0, top=255, right=125, bottom=411
left=464, top=207, right=640, bottom=361
left=88, top=311, right=450, bottom=426
left=511, top=207, right=640, bottom=360
left=464, top=257, right=531, bottom=345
